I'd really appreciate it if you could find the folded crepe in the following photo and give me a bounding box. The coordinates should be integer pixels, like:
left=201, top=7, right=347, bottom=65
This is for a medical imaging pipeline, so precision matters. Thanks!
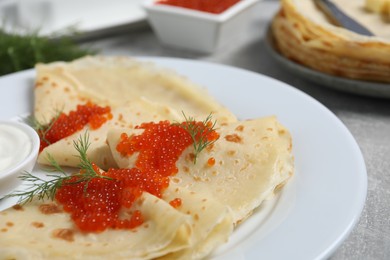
left=37, top=98, right=182, bottom=170
left=0, top=192, right=192, bottom=259
left=159, top=183, right=233, bottom=260
left=272, top=0, right=390, bottom=83
left=34, top=56, right=237, bottom=170
left=107, top=116, right=294, bottom=224
left=0, top=183, right=232, bottom=260
left=34, top=56, right=236, bottom=125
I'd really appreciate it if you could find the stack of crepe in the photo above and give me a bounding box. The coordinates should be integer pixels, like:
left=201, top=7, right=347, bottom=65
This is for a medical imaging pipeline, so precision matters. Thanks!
left=0, top=56, right=294, bottom=259
left=272, top=0, right=390, bottom=83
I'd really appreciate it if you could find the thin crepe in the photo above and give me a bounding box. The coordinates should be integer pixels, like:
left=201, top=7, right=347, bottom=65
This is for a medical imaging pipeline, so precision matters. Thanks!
left=37, top=99, right=181, bottom=170
left=34, top=56, right=237, bottom=170
left=34, top=56, right=236, bottom=125
left=0, top=192, right=192, bottom=260
left=159, top=183, right=233, bottom=260
left=0, top=183, right=233, bottom=260
left=107, top=116, right=294, bottom=224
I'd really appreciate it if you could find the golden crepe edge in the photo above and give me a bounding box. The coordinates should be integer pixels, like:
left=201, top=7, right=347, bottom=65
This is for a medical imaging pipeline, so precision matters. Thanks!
left=34, top=56, right=237, bottom=125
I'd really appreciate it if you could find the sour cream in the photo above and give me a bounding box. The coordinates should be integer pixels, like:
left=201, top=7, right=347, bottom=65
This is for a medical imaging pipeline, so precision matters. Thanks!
left=0, top=123, right=33, bottom=173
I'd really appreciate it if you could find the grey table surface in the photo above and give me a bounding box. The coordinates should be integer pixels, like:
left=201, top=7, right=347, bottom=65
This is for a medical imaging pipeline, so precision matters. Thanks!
left=81, top=1, right=390, bottom=259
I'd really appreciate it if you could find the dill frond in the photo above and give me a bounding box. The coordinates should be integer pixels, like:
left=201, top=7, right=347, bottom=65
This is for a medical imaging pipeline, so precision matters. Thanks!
left=176, top=112, right=219, bottom=164
left=1, top=132, right=112, bottom=204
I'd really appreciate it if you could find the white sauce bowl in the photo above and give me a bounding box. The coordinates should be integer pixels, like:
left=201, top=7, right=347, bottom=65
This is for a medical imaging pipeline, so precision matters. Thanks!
left=0, top=121, right=40, bottom=198
left=143, top=0, right=261, bottom=53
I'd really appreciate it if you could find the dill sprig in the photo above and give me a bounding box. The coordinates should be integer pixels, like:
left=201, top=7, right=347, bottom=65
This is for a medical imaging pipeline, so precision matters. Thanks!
left=177, top=112, right=219, bottom=164
left=28, top=110, right=62, bottom=147
left=0, top=29, right=96, bottom=76
left=1, top=132, right=112, bottom=204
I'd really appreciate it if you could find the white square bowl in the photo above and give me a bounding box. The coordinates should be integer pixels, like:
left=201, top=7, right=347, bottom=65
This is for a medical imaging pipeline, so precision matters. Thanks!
left=143, top=0, right=261, bottom=53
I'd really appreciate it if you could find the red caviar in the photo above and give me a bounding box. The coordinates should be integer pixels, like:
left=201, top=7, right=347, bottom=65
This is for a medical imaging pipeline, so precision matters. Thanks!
left=54, top=119, right=218, bottom=233
left=207, top=157, right=216, bottom=167
left=38, top=102, right=112, bottom=152
left=117, top=121, right=194, bottom=176
left=156, top=0, right=240, bottom=14
left=169, top=198, right=182, bottom=208
left=55, top=164, right=151, bottom=232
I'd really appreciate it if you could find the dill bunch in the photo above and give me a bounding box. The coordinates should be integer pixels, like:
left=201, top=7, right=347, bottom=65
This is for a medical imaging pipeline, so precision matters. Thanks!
left=0, top=29, right=96, bottom=76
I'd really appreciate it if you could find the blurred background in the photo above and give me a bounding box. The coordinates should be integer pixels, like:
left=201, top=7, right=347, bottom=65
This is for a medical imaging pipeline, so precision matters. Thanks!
left=0, top=0, right=146, bottom=75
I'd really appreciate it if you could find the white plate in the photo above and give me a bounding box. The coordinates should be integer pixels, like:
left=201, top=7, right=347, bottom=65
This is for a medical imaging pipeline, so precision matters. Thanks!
left=0, top=0, right=146, bottom=38
left=0, top=57, right=367, bottom=260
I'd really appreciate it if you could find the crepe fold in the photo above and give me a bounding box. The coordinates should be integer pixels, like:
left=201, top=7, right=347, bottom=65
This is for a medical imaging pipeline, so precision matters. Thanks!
left=107, top=116, right=294, bottom=224
left=0, top=185, right=233, bottom=260
left=272, top=0, right=390, bottom=83
left=37, top=99, right=182, bottom=170
left=0, top=193, right=193, bottom=259
left=34, top=56, right=236, bottom=125
left=0, top=193, right=190, bottom=259
left=158, top=183, right=233, bottom=260
left=34, top=56, right=236, bottom=170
